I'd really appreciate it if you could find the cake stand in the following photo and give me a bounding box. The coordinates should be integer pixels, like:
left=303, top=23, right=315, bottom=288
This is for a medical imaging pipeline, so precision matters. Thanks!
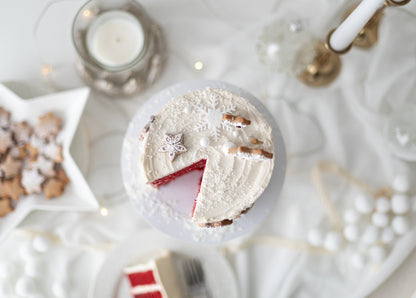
left=121, top=80, right=286, bottom=244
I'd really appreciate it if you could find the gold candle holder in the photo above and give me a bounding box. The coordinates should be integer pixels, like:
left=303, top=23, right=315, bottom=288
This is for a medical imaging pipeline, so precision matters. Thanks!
left=298, top=0, right=411, bottom=87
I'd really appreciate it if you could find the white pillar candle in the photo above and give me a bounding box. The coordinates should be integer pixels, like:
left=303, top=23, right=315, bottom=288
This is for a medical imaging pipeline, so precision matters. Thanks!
left=329, top=0, right=385, bottom=52
left=86, top=10, right=145, bottom=68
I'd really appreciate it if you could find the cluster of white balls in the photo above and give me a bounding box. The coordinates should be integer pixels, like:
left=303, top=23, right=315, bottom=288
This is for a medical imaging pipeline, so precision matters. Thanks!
left=307, top=174, right=414, bottom=269
left=0, top=235, right=68, bottom=298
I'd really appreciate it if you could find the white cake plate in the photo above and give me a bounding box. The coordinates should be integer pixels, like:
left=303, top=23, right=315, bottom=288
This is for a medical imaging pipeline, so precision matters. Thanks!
left=121, top=80, right=286, bottom=244
left=90, top=230, right=239, bottom=298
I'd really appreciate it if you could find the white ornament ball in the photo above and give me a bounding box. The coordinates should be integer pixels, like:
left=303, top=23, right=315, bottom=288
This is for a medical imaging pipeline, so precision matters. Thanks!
left=222, top=142, right=235, bottom=154
left=183, top=106, right=190, bottom=114
left=232, top=131, right=239, bottom=138
left=343, top=225, right=359, bottom=242
left=343, top=209, right=360, bottom=224
left=376, top=197, right=390, bottom=213
left=32, top=235, right=51, bottom=253
left=354, top=194, right=375, bottom=214
left=324, top=231, right=344, bottom=252
left=52, top=281, right=68, bottom=298
left=381, top=227, right=395, bottom=244
left=362, top=225, right=379, bottom=245
left=307, top=229, right=324, bottom=246
left=391, top=194, right=410, bottom=214
left=371, top=212, right=389, bottom=228
left=20, top=242, right=39, bottom=261
left=0, top=279, right=12, bottom=296
left=0, top=262, right=16, bottom=278
left=15, top=276, right=37, bottom=297
left=368, top=246, right=387, bottom=264
left=392, top=216, right=410, bottom=235
left=199, top=137, right=210, bottom=147
left=392, top=175, right=410, bottom=193
left=25, top=260, right=44, bottom=278
left=351, top=252, right=366, bottom=269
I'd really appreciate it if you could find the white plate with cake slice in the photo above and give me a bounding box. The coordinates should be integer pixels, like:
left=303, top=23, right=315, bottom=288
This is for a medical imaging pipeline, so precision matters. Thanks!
left=90, top=229, right=239, bottom=298
left=121, top=80, right=286, bottom=244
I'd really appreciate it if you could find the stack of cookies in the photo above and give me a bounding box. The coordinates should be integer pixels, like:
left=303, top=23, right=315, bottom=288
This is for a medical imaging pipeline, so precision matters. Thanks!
left=0, top=108, right=70, bottom=217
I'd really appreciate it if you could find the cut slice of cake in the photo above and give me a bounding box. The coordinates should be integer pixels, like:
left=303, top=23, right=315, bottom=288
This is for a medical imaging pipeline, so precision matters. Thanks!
left=124, top=251, right=183, bottom=298
left=140, top=88, right=275, bottom=227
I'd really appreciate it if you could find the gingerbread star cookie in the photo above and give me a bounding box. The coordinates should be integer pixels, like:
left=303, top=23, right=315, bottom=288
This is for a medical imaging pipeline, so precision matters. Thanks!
left=0, top=154, right=23, bottom=179
left=0, top=198, right=13, bottom=217
left=43, top=141, right=63, bottom=163
left=0, top=107, right=11, bottom=129
left=0, top=129, right=13, bottom=154
left=0, top=181, right=9, bottom=197
left=10, top=145, right=29, bottom=160
left=13, top=121, right=32, bottom=144
left=32, top=155, right=55, bottom=177
left=57, top=167, right=70, bottom=184
left=34, top=112, right=62, bottom=139
left=43, top=178, right=66, bottom=199
left=6, top=177, right=25, bottom=201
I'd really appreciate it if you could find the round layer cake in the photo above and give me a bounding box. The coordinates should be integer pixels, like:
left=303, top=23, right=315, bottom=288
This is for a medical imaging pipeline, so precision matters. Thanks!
left=140, top=87, right=274, bottom=227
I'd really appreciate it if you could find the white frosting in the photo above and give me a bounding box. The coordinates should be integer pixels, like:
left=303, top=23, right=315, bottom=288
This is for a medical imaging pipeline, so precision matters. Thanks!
left=222, top=142, right=235, bottom=154
left=141, top=88, right=274, bottom=224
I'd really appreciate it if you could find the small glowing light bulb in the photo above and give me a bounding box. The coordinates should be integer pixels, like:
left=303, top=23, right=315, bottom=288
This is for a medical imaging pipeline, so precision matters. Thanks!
left=194, top=61, right=204, bottom=71
left=83, top=10, right=91, bottom=17
left=100, top=207, right=108, bottom=216
left=41, top=65, right=52, bottom=76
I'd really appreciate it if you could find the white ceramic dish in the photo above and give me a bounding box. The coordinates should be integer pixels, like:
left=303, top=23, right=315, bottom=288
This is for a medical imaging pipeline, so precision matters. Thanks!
left=90, top=230, right=239, bottom=298
left=121, top=80, right=286, bottom=244
left=0, top=83, right=98, bottom=242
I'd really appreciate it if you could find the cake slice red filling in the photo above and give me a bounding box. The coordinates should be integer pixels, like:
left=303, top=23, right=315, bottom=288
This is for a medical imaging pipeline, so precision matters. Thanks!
left=127, top=270, right=156, bottom=286
left=150, top=159, right=207, bottom=219
left=150, top=159, right=206, bottom=188
left=133, top=292, right=162, bottom=298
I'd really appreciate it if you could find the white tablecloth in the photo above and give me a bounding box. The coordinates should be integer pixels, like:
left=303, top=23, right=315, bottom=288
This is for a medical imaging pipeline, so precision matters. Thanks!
left=1, top=0, right=416, bottom=297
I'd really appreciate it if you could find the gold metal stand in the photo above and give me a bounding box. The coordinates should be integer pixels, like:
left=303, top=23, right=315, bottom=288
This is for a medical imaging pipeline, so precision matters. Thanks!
left=298, top=0, right=410, bottom=87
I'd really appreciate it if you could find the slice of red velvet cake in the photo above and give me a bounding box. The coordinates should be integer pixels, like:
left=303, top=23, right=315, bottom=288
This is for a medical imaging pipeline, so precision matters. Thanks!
left=140, top=87, right=274, bottom=227
left=124, top=251, right=183, bottom=298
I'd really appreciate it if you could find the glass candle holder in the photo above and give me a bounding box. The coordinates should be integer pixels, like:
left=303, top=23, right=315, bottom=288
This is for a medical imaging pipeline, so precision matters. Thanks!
left=72, top=0, right=166, bottom=97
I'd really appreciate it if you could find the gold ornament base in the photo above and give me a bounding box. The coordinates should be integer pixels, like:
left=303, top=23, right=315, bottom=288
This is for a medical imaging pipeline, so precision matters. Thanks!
left=297, top=42, right=342, bottom=87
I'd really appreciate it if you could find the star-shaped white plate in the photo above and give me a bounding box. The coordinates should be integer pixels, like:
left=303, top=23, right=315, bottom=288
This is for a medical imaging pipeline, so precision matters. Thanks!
left=0, top=84, right=99, bottom=242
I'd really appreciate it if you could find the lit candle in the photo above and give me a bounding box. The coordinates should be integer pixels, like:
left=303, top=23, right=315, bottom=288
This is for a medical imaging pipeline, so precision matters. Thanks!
left=86, top=10, right=145, bottom=68
left=329, top=0, right=385, bottom=52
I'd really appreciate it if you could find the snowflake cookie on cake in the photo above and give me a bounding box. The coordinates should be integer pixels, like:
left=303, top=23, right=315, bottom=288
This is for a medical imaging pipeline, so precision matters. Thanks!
left=139, top=88, right=275, bottom=227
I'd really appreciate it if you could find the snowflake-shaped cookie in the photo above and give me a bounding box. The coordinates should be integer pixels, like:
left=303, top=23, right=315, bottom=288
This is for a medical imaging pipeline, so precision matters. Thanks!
left=22, top=168, right=45, bottom=194
left=32, top=155, right=55, bottom=177
left=158, top=133, right=187, bottom=161
left=192, top=91, right=235, bottom=141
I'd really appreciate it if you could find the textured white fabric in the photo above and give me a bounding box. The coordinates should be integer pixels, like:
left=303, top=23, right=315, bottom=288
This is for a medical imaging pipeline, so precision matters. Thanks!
left=0, top=0, right=416, bottom=297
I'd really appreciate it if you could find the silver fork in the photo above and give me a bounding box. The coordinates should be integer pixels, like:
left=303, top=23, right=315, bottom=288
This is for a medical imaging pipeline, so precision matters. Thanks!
left=182, top=258, right=212, bottom=298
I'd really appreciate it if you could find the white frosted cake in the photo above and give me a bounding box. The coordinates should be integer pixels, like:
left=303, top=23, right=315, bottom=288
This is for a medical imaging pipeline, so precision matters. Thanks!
left=140, top=88, right=274, bottom=227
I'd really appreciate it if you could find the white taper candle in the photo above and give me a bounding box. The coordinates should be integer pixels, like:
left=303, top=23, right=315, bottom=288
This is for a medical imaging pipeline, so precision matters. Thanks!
left=329, top=0, right=385, bottom=52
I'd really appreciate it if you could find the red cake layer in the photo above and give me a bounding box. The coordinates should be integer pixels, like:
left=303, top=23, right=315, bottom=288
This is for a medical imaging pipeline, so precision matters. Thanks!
left=151, top=159, right=206, bottom=188
left=133, top=291, right=162, bottom=298
left=127, top=270, right=156, bottom=286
